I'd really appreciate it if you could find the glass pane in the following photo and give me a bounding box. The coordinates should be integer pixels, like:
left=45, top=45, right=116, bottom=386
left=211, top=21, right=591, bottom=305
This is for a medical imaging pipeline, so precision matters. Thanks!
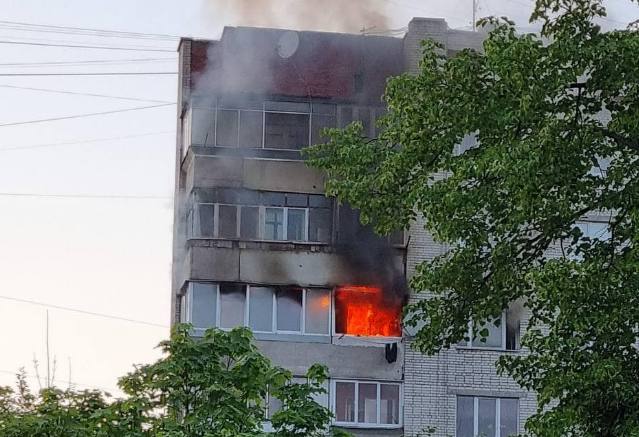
left=197, top=204, right=215, bottom=237
left=240, top=206, right=259, bottom=239
left=190, top=283, right=216, bottom=329
left=264, top=208, right=284, bottom=240
left=500, top=398, right=518, bottom=437
left=239, top=110, right=263, bottom=148
left=287, top=209, right=306, bottom=241
left=335, top=382, right=355, bottom=423
left=305, top=289, right=330, bottom=334
left=358, top=383, right=377, bottom=424
left=216, top=109, right=238, bottom=146
left=264, top=112, right=309, bottom=150
left=276, top=288, right=302, bottom=332
left=219, top=284, right=245, bottom=328
left=311, top=114, right=335, bottom=145
left=474, top=317, right=503, bottom=348
left=456, top=396, right=474, bottom=437
left=249, top=287, right=273, bottom=332
left=478, top=398, right=496, bottom=437
left=380, top=384, right=400, bottom=425
left=191, top=108, right=215, bottom=146
left=268, top=392, right=283, bottom=419
left=309, top=208, right=332, bottom=243
left=218, top=205, right=238, bottom=238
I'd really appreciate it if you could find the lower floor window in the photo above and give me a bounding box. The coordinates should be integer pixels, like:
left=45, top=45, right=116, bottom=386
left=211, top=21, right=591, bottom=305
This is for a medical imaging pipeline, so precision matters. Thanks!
left=333, top=380, right=401, bottom=427
left=456, top=396, right=518, bottom=437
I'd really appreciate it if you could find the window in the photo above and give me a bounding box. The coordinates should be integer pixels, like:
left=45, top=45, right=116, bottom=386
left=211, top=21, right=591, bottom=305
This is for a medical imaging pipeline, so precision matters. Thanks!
left=265, top=208, right=285, bottom=240
left=239, top=110, right=263, bottom=148
left=183, top=283, right=331, bottom=336
left=456, top=396, right=518, bottom=437
left=576, top=220, right=611, bottom=241
left=333, top=380, right=401, bottom=427
left=265, top=112, right=310, bottom=149
left=334, top=286, right=402, bottom=338
left=191, top=193, right=330, bottom=243
left=216, top=109, right=239, bottom=147
left=459, top=310, right=520, bottom=350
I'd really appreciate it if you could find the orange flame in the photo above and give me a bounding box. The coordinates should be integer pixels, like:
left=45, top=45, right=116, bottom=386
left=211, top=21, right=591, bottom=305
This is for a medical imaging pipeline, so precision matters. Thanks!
left=335, top=285, right=402, bottom=337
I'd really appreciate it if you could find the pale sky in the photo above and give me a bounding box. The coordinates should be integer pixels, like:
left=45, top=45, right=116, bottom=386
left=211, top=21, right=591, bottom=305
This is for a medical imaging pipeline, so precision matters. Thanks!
left=0, top=0, right=636, bottom=395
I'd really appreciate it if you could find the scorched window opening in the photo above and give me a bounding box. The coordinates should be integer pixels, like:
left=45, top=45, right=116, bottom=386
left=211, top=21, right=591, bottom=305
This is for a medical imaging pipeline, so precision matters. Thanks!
left=333, top=285, right=403, bottom=338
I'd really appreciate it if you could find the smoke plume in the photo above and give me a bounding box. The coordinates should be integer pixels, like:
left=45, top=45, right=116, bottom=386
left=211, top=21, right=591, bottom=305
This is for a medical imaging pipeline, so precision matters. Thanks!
left=205, top=0, right=390, bottom=33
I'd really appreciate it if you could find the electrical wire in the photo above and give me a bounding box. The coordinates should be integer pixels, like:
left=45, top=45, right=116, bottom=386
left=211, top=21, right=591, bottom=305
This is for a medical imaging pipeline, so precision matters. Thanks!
left=0, top=131, right=174, bottom=152
left=0, top=72, right=177, bottom=77
left=0, top=84, right=174, bottom=104
left=0, top=19, right=180, bottom=40
left=0, top=193, right=171, bottom=200
left=0, top=294, right=169, bottom=328
left=0, top=103, right=175, bottom=127
left=0, top=40, right=176, bottom=52
left=0, top=58, right=176, bottom=68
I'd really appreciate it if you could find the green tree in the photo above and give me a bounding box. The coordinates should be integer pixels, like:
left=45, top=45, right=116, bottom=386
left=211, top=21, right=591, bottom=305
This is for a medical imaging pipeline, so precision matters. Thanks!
left=0, top=326, right=346, bottom=437
left=305, top=0, right=639, bottom=435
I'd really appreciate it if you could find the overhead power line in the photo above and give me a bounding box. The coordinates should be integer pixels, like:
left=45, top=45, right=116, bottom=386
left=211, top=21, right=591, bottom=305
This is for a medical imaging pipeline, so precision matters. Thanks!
left=0, top=57, right=176, bottom=68
left=0, top=369, right=114, bottom=393
left=0, top=130, right=174, bottom=152
left=0, top=40, right=176, bottom=52
left=0, top=294, right=169, bottom=328
left=0, top=19, right=181, bottom=40
left=0, top=84, right=175, bottom=104
left=0, top=72, right=177, bottom=77
left=0, top=192, right=172, bottom=200
left=0, top=103, right=175, bottom=127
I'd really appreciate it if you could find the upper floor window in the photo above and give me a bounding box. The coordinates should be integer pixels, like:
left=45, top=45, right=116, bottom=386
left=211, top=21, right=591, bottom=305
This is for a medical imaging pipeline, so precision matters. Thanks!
left=181, top=282, right=331, bottom=336
left=332, top=380, right=401, bottom=428
left=190, top=190, right=333, bottom=244
left=458, top=307, right=521, bottom=351
left=185, top=98, right=385, bottom=151
left=456, top=396, right=518, bottom=437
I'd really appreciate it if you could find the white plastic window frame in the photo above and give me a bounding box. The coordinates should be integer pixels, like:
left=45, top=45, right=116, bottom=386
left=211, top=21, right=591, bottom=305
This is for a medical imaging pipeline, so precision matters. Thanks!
left=455, top=396, right=519, bottom=437
left=458, top=312, right=507, bottom=351
left=331, top=379, right=403, bottom=429
left=184, top=283, right=331, bottom=336
left=194, top=203, right=310, bottom=243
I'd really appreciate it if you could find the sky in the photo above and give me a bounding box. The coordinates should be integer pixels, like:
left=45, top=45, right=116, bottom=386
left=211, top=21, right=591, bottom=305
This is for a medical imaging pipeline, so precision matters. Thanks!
left=0, top=0, right=637, bottom=395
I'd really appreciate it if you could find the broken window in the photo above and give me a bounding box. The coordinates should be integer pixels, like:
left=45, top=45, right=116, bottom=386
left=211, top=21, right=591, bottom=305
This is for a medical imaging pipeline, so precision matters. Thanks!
left=197, top=204, right=215, bottom=237
left=216, top=109, right=239, bottom=147
left=311, top=114, right=336, bottom=145
left=334, top=286, right=402, bottom=337
left=239, top=110, right=263, bottom=148
left=456, top=396, right=518, bottom=437
left=309, top=208, right=332, bottom=243
left=276, top=287, right=303, bottom=332
left=264, top=112, right=310, bottom=150
left=219, top=284, right=245, bottom=329
left=264, top=208, right=285, bottom=240
left=218, top=205, right=238, bottom=238
left=334, top=381, right=401, bottom=427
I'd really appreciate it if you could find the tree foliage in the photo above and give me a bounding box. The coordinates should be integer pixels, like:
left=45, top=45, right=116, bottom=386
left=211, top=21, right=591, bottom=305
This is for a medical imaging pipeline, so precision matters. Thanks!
left=0, top=326, right=345, bottom=437
left=305, top=0, right=639, bottom=435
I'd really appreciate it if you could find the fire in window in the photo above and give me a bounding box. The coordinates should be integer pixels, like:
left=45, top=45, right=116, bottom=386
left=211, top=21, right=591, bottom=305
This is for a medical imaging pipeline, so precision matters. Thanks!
left=334, top=286, right=402, bottom=337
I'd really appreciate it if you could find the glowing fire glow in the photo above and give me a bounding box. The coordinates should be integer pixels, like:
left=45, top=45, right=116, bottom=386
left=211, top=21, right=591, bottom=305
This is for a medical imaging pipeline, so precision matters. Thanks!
left=335, top=285, right=402, bottom=337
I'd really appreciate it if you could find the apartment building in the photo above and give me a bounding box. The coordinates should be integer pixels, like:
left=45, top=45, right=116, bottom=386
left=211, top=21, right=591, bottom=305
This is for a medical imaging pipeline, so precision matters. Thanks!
left=171, top=17, right=536, bottom=436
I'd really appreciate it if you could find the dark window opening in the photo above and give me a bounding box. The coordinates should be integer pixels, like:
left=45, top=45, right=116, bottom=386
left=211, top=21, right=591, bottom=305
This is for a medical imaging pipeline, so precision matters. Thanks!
left=239, top=110, right=263, bottom=148
left=264, top=112, right=309, bottom=150
left=240, top=206, right=259, bottom=239
left=216, top=109, right=239, bottom=147
left=218, top=205, right=238, bottom=238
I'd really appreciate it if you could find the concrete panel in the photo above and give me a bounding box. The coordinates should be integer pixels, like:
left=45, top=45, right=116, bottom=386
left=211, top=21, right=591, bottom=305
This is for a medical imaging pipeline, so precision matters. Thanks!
left=190, top=246, right=240, bottom=282
left=256, top=339, right=404, bottom=381
left=191, top=155, right=243, bottom=189
left=243, top=159, right=325, bottom=194
left=239, top=249, right=350, bottom=287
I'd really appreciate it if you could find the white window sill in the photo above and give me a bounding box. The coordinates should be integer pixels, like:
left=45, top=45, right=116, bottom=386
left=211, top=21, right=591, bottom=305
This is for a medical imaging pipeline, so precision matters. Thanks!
left=455, top=345, right=520, bottom=353
left=333, top=422, right=402, bottom=429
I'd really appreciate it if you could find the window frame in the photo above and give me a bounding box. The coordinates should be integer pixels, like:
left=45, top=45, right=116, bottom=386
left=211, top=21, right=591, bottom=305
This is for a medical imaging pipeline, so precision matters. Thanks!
left=455, top=396, right=519, bottom=437
left=331, top=379, right=403, bottom=429
left=458, top=312, right=508, bottom=351
left=182, top=283, right=331, bottom=337
left=331, top=289, right=403, bottom=340
left=194, top=203, right=312, bottom=243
